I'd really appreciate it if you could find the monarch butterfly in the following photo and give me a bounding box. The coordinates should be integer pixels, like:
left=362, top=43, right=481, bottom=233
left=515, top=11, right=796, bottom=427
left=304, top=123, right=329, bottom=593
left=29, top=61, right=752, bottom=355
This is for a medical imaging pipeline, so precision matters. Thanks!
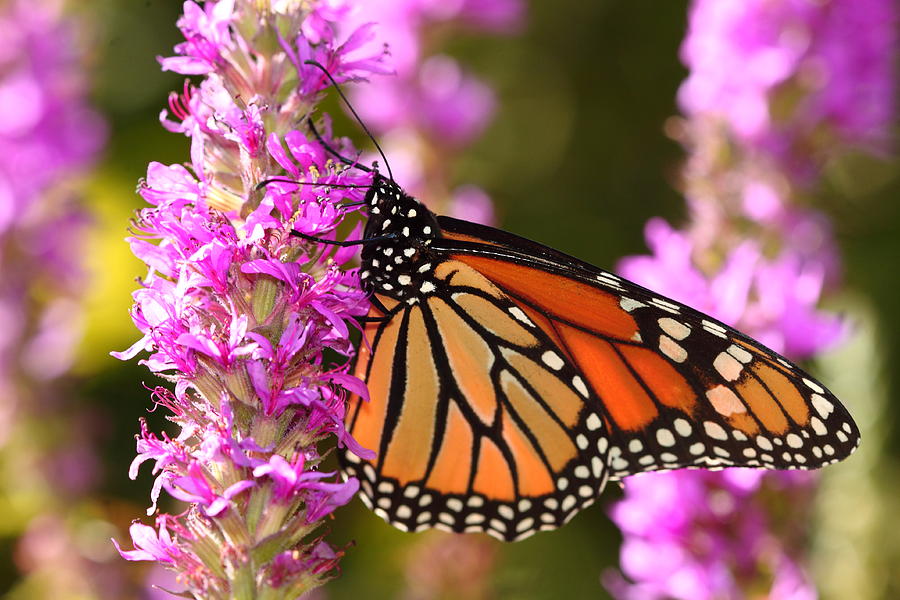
left=294, top=64, right=859, bottom=542
left=324, top=169, right=860, bottom=542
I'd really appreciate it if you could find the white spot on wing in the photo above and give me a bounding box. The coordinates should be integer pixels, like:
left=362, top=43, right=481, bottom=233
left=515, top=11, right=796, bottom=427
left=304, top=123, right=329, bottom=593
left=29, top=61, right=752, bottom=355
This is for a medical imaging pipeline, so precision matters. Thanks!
left=706, top=385, right=746, bottom=417
left=811, top=394, right=834, bottom=418
left=727, top=344, right=753, bottom=364
left=809, top=417, right=827, bottom=436
left=572, top=376, right=589, bottom=398
left=701, top=319, right=728, bottom=338
left=803, top=378, right=824, bottom=394
left=659, top=335, right=688, bottom=363
left=658, top=317, right=691, bottom=340
left=619, top=297, right=646, bottom=312
left=656, top=428, right=675, bottom=447
left=650, top=298, right=680, bottom=313
left=674, top=418, right=692, bottom=437
left=714, top=352, right=743, bottom=381
left=508, top=306, right=533, bottom=325
left=704, top=421, right=728, bottom=440
left=542, top=351, right=565, bottom=370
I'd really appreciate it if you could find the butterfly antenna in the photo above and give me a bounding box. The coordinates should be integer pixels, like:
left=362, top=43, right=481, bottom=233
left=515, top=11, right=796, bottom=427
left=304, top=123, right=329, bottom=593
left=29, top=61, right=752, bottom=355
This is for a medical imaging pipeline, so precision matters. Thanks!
left=307, top=119, right=373, bottom=174
left=304, top=59, right=394, bottom=181
left=255, top=177, right=371, bottom=191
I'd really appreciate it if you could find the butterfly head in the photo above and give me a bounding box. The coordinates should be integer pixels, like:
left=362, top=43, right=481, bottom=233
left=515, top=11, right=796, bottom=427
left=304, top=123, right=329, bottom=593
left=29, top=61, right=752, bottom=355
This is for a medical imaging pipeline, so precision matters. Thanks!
left=360, top=175, right=440, bottom=300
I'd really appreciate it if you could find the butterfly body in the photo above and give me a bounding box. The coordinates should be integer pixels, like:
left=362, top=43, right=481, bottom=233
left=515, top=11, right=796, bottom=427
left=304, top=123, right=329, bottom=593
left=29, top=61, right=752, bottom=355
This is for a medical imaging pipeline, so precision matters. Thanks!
left=359, top=177, right=440, bottom=302
left=340, top=174, right=860, bottom=542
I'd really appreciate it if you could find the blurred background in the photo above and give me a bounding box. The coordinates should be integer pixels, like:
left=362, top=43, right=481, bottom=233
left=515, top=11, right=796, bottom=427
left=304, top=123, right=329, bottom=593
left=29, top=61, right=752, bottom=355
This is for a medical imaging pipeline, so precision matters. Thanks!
left=1, top=0, right=897, bottom=598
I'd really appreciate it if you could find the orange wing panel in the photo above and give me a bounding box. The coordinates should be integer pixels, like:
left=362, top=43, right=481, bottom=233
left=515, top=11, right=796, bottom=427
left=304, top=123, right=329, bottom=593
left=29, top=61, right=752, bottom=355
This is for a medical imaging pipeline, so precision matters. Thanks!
left=501, top=415, right=555, bottom=496
left=434, top=261, right=503, bottom=297
left=472, top=438, right=516, bottom=501
left=442, top=229, right=506, bottom=249
left=452, top=254, right=639, bottom=341
left=516, top=303, right=570, bottom=360
left=499, top=371, right=577, bottom=471
left=425, top=401, right=475, bottom=494
left=430, top=297, right=498, bottom=426
left=452, top=292, right=540, bottom=348
left=560, top=324, right=658, bottom=431
left=500, top=347, right=583, bottom=428
left=751, top=362, right=810, bottom=426
left=728, top=412, right=761, bottom=436
left=618, top=344, right=697, bottom=414
left=734, top=339, right=793, bottom=376
left=735, top=375, right=789, bottom=435
left=381, top=307, right=439, bottom=484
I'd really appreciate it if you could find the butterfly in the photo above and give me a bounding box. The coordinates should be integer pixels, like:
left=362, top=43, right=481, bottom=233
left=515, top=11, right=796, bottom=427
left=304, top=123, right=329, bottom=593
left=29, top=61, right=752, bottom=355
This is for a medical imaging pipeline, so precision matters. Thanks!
left=324, top=170, right=860, bottom=542
left=288, top=60, right=860, bottom=541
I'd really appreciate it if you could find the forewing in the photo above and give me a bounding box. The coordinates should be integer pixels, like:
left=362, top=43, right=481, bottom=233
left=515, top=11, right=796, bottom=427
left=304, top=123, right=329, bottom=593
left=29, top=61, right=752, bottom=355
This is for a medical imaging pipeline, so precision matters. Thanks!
left=435, top=219, right=860, bottom=480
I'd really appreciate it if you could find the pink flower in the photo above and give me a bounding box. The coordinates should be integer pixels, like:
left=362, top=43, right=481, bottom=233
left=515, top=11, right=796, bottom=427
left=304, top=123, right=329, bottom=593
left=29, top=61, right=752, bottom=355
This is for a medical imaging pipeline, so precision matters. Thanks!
left=679, top=0, right=897, bottom=168
left=117, top=1, right=387, bottom=595
left=113, top=519, right=184, bottom=564
left=159, top=0, right=235, bottom=75
left=606, top=470, right=817, bottom=600
left=607, top=1, right=891, bottom=596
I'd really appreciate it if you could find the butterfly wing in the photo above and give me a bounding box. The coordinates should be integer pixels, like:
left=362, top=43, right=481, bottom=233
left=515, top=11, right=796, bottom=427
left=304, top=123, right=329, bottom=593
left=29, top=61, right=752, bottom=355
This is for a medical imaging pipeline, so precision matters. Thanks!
left=341, top=216, right=859, bottom=542
left=434, top=216, right=860, bottom=478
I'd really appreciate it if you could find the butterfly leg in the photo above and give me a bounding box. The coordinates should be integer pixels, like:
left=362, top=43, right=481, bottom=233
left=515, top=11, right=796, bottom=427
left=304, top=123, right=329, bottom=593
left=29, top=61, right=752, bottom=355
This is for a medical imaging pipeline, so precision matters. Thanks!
left=291, top=230, right=399, bottom=247
left=357, top=314, right=390, bottom=323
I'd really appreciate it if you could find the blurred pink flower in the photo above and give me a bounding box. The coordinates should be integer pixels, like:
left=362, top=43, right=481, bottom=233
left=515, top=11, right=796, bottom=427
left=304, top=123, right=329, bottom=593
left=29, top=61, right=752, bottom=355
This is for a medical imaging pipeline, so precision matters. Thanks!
left=345, top=0, right=523, bottom=206
left=607, top=0, right=894, bottom=596
left=606, top=470, right=817, bottom=600
left=115, top=1, right=388, bottom=596
left=0, top=3, right=109, bottom=594
left=448, top=185, right=496, bottom=225
left=679, top=0, right=897, bottom=169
